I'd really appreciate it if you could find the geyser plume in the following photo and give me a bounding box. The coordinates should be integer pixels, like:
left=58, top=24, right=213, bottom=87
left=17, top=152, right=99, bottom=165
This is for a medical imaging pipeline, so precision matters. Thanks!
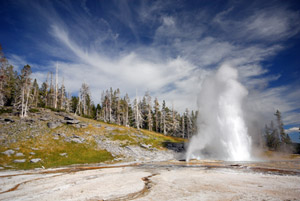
left=186, top=64, right=252, bottom=161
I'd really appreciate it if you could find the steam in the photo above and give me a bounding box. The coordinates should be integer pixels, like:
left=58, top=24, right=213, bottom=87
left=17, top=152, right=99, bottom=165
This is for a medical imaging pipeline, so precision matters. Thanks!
left=186, top=64, right=252, bottom=161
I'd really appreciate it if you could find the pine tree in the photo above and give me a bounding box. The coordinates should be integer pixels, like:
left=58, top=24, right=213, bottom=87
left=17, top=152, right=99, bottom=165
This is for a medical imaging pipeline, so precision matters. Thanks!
left=49, top=72, right=54, bottom=108
left=3, top=65, right=17, bottom=106
left=274, top=110, right=291, bottom=145
left=59, top=78, right=66, bottom=110
left=181, top=115, right=185, bottom=138
left=40, top=73, right=49, bottom=108
left=15, top=65, right=32, bottom=118
left=144, top=91, right=153, bottom=131
left=185, top=108, right=192, bottom=139
left=31, top=79, right=39, bottom=107
left=54, top=63, right=58, bottom=109
left=265, top=121, right=280, bottom=150
left=124, top=93, right=130, bottom=126
left=133, top=97, right=143, bottom=130
left=115, top=88, right=121, bottom=125
left=154, top=98, right=160, bottom=132
left=0, top=45, right=9, bottom=106
left=161, top=100, right=166, bottom=135
left=79, top=82, right=91, bottom=116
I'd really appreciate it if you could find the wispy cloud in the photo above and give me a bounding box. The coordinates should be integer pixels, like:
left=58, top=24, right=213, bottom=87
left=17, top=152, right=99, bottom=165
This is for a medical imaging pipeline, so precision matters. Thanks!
left=5, top=0, right=300, bottom=128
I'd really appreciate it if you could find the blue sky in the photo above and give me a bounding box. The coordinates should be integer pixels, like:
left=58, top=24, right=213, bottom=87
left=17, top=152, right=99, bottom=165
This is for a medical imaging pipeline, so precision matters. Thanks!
left=0, top=0, right=299, bottom=141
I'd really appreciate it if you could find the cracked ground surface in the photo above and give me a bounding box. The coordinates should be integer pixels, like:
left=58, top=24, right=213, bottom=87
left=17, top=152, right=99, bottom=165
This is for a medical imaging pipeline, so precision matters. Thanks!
left=0, top=160, right=300, bottom=201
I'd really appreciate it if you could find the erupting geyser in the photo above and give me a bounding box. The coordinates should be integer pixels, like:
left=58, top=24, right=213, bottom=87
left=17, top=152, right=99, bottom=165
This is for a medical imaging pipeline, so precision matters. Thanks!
left=186, top=64, right=252, bottom=161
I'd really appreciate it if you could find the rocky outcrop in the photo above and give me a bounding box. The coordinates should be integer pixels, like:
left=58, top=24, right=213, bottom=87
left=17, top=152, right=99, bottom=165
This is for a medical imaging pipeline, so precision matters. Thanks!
left=47, top=121, right=62, bottom=129
left=13, top=159, right=26, bottom=163
left=2, top=149, right=15, bottom=156
left=30, top=158, right=42, bottom=163
left=163, top=142, right=185, bottom=152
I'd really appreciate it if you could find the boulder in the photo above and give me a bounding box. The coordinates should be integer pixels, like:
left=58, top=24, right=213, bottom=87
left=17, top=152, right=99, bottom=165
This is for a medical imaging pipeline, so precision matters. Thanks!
left=30, top=158, right=42, bottom=163
left=39, top=117, right=50, bottom=121
left=2, top=149, right=15, bottom=156
left=15, top=152, right=24, bottom=157
left=140, top=143, right=152, bottom=149
left=71, top=138, right=83, bottom=143
left=63, top=119, right=80, bottom=124
left=64, top=116, right=75, bottom=121
left=53, top=133, right=66, bottom=138
left=29, top=152, right=35, bottom=155
left=105, top=126, right=115, bottom=131
left=163, top=142, right=185, bottom=152
left=79, top=123, right=88, bottom=128
left=94, top=124, right=102, bottom=128
left=13, top=159, right=26, bottom=163
left=60, top=153, right=68, bottom=157
left=0, top=118, right=15, bottom=124
left=25, top=119, right=35, bottom=123
left=47, top=121, right=62, bottom=129
left=70, top=134, right=84, bottom=143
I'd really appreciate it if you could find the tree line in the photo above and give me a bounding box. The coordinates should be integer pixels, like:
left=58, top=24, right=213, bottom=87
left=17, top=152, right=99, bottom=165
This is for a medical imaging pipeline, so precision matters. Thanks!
left=0, top=45, right=197, bottom=138
left=264, top=110, right=292, bottom=151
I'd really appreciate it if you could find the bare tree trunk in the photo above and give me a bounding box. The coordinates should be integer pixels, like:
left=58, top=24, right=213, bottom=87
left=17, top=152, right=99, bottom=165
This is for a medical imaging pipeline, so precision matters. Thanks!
left=182, top=116, right=185, bottom=138
left=109, top=91, right=112, bottom=122
left=54, top=63, right=58, bottom=109
left=24, top=84, right=30, bottom=117
left=20, top=87, right=25, bottom=118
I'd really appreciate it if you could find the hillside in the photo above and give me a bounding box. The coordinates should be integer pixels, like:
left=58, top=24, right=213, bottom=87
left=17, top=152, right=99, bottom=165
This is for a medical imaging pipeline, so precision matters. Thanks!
left=0, top=107, right=185, bottom=170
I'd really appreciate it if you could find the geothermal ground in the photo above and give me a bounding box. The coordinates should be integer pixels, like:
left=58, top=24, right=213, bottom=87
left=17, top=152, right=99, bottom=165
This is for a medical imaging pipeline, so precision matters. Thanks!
left=0, top=159, right=299, bottom=201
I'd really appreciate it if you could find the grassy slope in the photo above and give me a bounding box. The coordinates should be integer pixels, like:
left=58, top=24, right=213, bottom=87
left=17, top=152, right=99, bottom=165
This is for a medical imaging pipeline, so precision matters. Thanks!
left=0, top=109, right=185, bottom=170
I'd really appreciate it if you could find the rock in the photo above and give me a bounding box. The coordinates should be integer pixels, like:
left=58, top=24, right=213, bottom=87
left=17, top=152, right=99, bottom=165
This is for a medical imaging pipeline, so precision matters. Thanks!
left=53, top=133, right=66, bottom=138
left=0, top=166, right=4, bottom=170
left=25, top=119, right=35, bottom=123
left=14, top=159, right=26, bottom=163
left=64, top=116, right=75, bottom=121
left=32, top=147, right=39, bottom=151
left=63, top=119, right=80, bottom=124
left=105, top=126, right=115, bottom=131
left=140, top=143, right=152, bottom=149
left=79, top=123, right=88, bottom=128
left=47, top=121, right=62, bottom=129
left=53, top=136, right=59, bottom=140
left=60, top=153, right=68, bottom=157
left=133, top=133, right=149, bottom=139
left=94, top=124, right=102, bottom=128
left=73, top=124, right=81, bottom=128
left=71, top=138, right=83, bottom=143
left=72, top=134, right=84, bottom=143
left=14, top=147, right=20, bottom=151
left=4, top=118, right=14, bottom=123
left=2, top=149, right=15, bottom=156
left=30, top=152, right=35, bottom=155
left=30, top=158, right=42, bottom=163
left=15, top=152, right=24, bottom=157
left=163, top=142, right=185, bottom=152
left=72, top=134, right=80, bottom=138
left=62, top=116, right=80, bottom=124
left=39, top=117, right=50, bottom=121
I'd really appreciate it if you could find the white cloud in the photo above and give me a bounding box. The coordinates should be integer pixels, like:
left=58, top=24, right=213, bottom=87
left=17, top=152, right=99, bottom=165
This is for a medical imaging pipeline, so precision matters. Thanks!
left=214, top=5, right=300, bottom=42
left=286, top=127, right=299, bottom=134
left=12, top=0, right=299, bottom=127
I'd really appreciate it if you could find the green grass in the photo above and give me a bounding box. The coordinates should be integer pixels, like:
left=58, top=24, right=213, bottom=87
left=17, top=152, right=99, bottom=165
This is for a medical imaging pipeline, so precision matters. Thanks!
left=0, top=137, right=113, bottom=170
left=0, top=107, right=186, bottom=170
left=29, top=108, right=40, bottom=113
left=0, top=108, right=13, bottom=115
